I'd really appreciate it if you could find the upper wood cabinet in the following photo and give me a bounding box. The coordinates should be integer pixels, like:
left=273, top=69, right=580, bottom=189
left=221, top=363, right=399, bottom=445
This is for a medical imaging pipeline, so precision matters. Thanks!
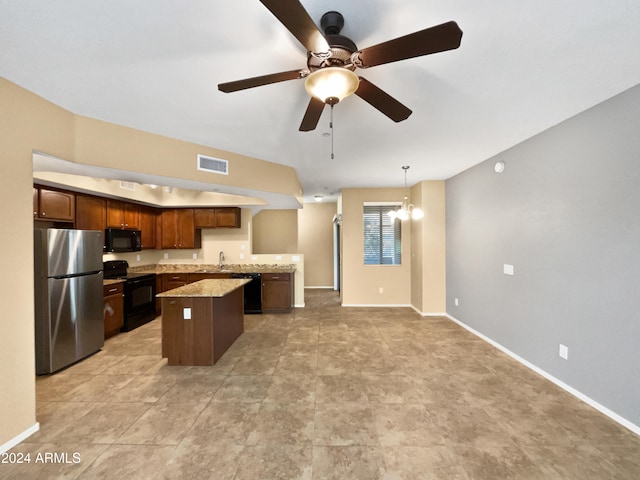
left=139, top=206, right=157, bottom=249
left=75, top=194, right=106, bottom=231
left=160, top=209, right=201, bottom=249
left=107, top=199, right=139, bottom=229
left=34, top=187, right=75, bottom=222
left=194, top=207, right=241, bottom=228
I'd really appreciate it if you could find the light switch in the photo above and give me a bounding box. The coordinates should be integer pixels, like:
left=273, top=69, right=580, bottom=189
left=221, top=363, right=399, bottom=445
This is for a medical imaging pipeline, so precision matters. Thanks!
left=183, top=308, right=191, bottom=320
left=275, top=255, right=283, bottom=260
left=503, top=264, right=514, bottom=275
left=292, top=255, right=300, bottom=262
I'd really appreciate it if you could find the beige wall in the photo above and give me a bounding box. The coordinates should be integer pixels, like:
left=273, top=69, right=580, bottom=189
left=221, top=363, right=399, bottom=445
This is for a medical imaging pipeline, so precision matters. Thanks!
left=0, top=78, right=304, bottom=450
left=252, top=209, right=299, bottom=254
left=0, top=78, right=78, bottom=449
left=73, top=116, right=302, bottom=200
left=410, top=181, right=447, bottom=314
left=341, top=188, right=412, bottom=306
left=298, top=202, right=337, bottom=287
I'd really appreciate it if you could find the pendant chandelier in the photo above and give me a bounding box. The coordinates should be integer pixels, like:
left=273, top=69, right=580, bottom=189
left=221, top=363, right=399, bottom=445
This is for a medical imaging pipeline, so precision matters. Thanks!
left=388, top=166, right=424, bottom=220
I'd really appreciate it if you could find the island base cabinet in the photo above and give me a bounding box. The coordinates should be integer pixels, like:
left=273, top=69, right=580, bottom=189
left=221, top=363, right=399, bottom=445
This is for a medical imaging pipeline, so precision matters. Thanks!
left=161, top=289, right=244, bottom=366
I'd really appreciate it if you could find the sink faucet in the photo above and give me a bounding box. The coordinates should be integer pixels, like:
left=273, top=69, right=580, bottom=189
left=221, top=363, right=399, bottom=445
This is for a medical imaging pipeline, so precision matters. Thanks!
left=218, top=251, right=225, bottom=269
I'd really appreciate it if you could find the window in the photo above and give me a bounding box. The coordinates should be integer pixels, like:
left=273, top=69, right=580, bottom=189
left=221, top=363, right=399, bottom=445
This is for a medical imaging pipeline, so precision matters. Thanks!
left=363, top=204, right=401, bottom=265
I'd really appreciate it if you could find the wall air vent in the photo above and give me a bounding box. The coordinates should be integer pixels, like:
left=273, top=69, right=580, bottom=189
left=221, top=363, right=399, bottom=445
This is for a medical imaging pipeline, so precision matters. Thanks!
left=197, top=154, right=229, bottom=175
left=119, top=181, right=136, bottom=191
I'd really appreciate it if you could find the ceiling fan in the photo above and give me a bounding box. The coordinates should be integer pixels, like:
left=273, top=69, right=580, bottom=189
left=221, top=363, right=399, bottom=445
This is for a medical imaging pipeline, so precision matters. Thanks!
left=218, top=0, right=463, bottom=132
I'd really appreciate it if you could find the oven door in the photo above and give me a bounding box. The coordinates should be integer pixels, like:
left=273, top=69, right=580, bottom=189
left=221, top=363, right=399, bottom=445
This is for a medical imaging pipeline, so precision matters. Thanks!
left=122, top=274, right=156, bottom=331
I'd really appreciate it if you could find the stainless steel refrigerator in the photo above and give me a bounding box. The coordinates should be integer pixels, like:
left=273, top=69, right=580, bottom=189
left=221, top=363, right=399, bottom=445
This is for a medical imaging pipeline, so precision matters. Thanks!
left=34, top=228, right=104, bottom=374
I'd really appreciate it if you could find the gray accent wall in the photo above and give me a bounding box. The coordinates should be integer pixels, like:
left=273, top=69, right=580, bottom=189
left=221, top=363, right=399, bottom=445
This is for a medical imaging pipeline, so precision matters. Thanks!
left=446, top=84, right=640, bottom=427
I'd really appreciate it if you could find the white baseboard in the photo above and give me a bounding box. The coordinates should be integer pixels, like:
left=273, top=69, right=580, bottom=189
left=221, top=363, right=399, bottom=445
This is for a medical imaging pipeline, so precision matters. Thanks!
left=411, top=304, right=448, bottom=317
left=342, top=303, right=412, bottom=308
left=0, top=422, right=40, bottom=454
left=446, top=313, right=640, bottom=437
left=304, top=286, right=334, bottom=289
left=294, top=303, right=305, bottom=308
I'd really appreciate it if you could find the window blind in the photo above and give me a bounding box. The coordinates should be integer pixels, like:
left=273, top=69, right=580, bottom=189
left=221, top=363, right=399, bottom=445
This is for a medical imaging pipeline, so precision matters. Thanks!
left=363, top=205, right=401, bottom=265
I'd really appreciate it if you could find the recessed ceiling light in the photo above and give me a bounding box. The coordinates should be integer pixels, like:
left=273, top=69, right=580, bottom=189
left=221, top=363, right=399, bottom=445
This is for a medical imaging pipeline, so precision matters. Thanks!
left=494, top=161, right=505, bottom=173
left=314, top=195, right=323, bottom=202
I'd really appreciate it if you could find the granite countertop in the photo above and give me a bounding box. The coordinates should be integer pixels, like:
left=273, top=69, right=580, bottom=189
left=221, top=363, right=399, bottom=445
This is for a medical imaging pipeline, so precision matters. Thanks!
left=156, top=278, right=251, bottom=298
left=129, top=263, right=296, bottom=275
left=103, top=279, right=125, bottom=286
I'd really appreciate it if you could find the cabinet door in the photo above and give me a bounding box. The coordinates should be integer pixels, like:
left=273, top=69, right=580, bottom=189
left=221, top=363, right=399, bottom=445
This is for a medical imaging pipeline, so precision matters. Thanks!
left=193, top=208, right=216, bottom=228
left=107, top=200, right=139, bottom=229
left=215, top=208, right=241, bottom=228
left=161, top=209, right=197, bottom=249
left=194, top=207, right=241, bottom=228
left=76, top=194, right=106, bottom=231
left=139, top=206, right=157, bottom=249
left=38, top=188, right=75, bottom=222
left=103, top=283, right=125, bottom=338
left=106, top=200, right=125, bottom=228
left=177, top=209, right=196, bottom=248
left=262, top=273, right=293, bottom=312
left=160, top=209, right=179, bottom=248
left=123, top=203, right=140, bottom=229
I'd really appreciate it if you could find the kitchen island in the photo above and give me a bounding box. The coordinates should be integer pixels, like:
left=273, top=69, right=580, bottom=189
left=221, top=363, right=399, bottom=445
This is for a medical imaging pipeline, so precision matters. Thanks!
left=157, top=278, right=250, bottom=366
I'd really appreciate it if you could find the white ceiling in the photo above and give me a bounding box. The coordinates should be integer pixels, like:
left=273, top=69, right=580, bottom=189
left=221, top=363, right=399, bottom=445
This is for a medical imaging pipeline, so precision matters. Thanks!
left=2, top=1, right=640, bottom=203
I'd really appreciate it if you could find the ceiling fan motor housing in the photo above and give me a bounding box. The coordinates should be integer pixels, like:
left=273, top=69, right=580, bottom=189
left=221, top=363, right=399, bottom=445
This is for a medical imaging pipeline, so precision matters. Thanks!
left=308, top=11, right=358, bottom=72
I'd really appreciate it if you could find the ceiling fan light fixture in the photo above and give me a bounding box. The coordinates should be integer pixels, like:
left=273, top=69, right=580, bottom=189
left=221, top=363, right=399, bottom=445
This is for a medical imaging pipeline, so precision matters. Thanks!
left=304, top=67, right=359, bottom=103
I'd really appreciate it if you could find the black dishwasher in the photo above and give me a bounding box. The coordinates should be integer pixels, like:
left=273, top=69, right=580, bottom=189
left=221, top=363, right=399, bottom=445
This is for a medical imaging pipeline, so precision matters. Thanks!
left=232, top=273, right=262, bottom=314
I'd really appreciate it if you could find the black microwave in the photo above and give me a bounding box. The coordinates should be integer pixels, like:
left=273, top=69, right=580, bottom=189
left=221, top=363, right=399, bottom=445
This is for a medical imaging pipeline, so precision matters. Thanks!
left=104, top=228, right=142, bottom=252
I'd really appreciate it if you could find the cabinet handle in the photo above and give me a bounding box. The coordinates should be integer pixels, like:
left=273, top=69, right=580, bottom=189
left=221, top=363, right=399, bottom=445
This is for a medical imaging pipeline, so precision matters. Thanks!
left=41, top=212, right=46, bottom=216
left=108, top=288, right=118, bottom=293
left=271, top=276, right=280, bottom=280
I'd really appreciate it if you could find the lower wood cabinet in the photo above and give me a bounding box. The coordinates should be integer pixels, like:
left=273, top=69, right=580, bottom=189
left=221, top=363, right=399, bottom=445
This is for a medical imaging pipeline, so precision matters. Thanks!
left=262, top=272, right=294, bottom=312
left=103, top=282, right=124, bottom=338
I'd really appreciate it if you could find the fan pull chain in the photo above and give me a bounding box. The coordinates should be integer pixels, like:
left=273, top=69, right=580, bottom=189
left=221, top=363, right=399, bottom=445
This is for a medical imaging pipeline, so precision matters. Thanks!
left=330, top=104, right=334, bottom=159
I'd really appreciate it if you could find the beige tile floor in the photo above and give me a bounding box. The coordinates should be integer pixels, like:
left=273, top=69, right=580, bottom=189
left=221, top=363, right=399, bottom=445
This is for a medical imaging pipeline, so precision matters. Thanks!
left=3, top=289, right=640, bottom=479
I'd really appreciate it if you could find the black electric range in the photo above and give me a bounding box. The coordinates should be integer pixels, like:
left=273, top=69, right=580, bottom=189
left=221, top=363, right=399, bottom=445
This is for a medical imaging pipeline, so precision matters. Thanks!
left=103, top=260, right=157, bottom=332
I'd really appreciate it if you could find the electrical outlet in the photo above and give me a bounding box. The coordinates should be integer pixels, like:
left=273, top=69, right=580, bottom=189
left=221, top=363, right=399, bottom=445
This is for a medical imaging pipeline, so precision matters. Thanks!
left=559, top=344, right=569, bottom=360
left=379, top=287, right=384, bottom=294
left=239, top=253, right=244, bottom=259
left=163, top=253, right=169, bottom=260
left=454, top=297, right=459, bottom=306
left=183, top=308, right=191, bottom=320
left=136, top=254, right=141, bottom=262
left=192, top=253, right=197, bottom=260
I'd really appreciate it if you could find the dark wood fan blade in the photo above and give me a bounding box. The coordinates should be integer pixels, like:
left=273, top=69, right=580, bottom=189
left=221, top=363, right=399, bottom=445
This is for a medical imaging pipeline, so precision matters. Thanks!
left=355, top=77, right=412, bottom=122
left=356, top=21, right=462, bottom=68
left=218, top=69, right=306, bottom=93
left=299, top=97, right=325, bottom=131
left=260, top=0, right=329, bottom=53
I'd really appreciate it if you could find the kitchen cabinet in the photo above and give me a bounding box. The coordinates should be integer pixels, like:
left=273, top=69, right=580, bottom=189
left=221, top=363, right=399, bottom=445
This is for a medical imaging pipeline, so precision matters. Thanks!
left=103, top=282, right=124, bottom=338
left=161, top=273, right=190, bottom=293
left=262, top=272, right=294, bottom=312
left=34, top=187, right=75, bottom=222
left=194, top=207, right=241, bottom=228
left=139, top=206, right=157, bottom=249
left=75, top=194, right=106, bottom=231
left=107, top=199, right=139, bottom=229
left=160, top=209, right=201, bottom=249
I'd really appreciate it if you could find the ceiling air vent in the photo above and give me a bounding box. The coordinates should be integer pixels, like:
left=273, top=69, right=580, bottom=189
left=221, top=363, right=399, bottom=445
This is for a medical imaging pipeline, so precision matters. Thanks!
left=197, top=154, right=229, bottom=175
left=119, top=181, right=136, bottom=191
